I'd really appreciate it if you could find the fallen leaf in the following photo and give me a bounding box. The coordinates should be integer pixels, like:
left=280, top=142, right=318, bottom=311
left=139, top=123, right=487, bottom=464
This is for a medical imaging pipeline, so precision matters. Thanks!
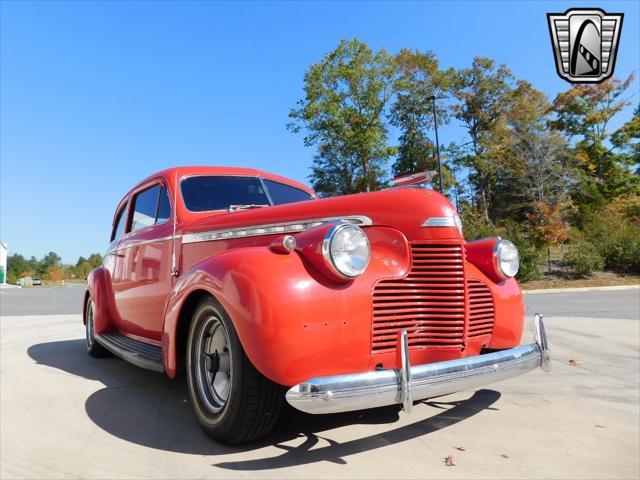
left=444, top=455, right=456, bottom=466
left=595, top=424, right=605, bottom=428
left=454, top=446, right=466, bottom=451
left=568, top=359, right=584, bottom=366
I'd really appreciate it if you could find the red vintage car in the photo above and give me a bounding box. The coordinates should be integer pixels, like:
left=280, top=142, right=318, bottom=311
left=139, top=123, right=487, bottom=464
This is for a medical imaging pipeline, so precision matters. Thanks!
left=84, top=166, right=550, bottom=444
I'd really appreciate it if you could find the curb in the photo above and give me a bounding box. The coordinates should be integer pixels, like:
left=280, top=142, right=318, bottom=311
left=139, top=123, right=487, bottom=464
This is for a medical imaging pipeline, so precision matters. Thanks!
left=523, top=284, right=640, bottom=295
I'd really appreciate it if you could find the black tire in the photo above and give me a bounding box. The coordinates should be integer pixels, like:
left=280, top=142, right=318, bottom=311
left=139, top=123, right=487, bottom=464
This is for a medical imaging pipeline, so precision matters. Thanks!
left=85, top=298, right=111, bottom=358
left=186, top=296, right=285, bottom=445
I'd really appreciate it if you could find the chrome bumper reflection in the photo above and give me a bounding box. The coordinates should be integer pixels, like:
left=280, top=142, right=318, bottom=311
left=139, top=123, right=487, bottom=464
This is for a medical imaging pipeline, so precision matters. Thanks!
left=286, top=314, right=550, bottom=414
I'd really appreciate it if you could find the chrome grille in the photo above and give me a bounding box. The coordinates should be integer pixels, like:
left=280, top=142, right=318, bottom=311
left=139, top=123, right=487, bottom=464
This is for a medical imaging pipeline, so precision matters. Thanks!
left=371, top=243, right=466, bottom=352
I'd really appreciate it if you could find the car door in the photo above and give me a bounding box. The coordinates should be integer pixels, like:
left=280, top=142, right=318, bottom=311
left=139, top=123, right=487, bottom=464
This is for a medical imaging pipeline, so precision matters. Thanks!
left=105, top=199, right=130, bottom=327
left=114, top=180, right=175, bottom=341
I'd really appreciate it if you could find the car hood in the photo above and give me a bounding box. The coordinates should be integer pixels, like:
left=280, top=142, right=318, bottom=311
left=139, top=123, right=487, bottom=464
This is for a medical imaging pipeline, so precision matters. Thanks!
left=181, top=187, right=462, bottom=242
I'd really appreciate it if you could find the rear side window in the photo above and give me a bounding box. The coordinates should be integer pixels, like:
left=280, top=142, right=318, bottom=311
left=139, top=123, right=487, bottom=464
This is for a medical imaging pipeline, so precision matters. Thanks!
left=156, top=186, right=171, bottom=223
left=111, top=203, right=128, bottom=242
left=129, top=184, right=172, bottom=232
left=264, top=179, right=313, bottom=205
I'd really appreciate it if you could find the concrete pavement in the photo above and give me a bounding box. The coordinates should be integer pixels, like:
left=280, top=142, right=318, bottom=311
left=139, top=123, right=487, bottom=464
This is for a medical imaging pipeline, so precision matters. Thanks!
left=1, top=287, right=638, bottom=479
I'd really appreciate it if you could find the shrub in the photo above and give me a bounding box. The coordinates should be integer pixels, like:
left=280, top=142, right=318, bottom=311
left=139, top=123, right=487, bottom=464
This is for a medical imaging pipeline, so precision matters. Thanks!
left=583, top=208, right=640, bottom=273
left=513, top=240, right=545, bottom=282
left=564, top=241, right=605, bottom=277
left=460, top=209, right=497, bottom=241
left=460, top=215, right=545, bottom=282
left=495, top=221, right=545, bottom=282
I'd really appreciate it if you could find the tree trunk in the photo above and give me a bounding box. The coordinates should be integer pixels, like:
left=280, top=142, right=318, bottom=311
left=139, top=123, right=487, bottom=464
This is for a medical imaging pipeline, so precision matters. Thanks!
left=480, top=188, right=490, bottom=223
left=361, top=158, right=370, bottom=192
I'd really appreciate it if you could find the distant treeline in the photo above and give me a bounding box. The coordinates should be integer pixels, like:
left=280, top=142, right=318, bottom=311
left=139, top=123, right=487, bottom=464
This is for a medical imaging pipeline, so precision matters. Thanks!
left=5, top=252, right=103, bottom=284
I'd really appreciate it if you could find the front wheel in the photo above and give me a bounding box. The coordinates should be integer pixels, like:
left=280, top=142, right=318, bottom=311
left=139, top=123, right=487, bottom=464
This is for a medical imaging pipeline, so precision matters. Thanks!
left=186, top=296, right=285, bottom=445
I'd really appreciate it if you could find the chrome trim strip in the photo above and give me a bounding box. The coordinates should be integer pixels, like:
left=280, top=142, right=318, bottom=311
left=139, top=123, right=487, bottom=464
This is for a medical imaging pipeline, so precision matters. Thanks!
left=110, top=235, right=180, bottom=252
left=421, top=215, right=463, bottom=235
left=421, top=216, right=456, bottom=227
left=286, top=315, right=550, bottom=415
left=182, top=215, right=373, bottom=244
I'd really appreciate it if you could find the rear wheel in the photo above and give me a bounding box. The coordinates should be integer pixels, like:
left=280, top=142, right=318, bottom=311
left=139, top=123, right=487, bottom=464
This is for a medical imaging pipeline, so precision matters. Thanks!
left=186, top=296, right=284, bottom=445
left=85, top=299, right=111, bottom=357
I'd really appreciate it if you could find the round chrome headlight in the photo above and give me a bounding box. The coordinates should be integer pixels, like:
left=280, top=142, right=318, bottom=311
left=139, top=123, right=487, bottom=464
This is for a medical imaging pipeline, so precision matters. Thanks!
left=323, top=223, right=371, bottom=278
left=494, top=239, right=519, bottom=278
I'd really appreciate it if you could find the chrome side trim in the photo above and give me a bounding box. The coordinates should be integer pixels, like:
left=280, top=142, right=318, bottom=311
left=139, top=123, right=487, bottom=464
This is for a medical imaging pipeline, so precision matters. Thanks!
left=182, top=215, right=373, bottom=244
left=111, top=235, right=180, bottom=252
left=421, top=216, right=456, bottom=227
left=421, top=215, right=463, bottom=235
left=286, top=314, right=550, bottom=415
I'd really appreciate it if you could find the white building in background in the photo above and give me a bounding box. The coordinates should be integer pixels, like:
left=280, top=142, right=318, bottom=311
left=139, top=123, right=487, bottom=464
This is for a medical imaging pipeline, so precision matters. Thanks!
left=0, top=242, right=7, bottom=284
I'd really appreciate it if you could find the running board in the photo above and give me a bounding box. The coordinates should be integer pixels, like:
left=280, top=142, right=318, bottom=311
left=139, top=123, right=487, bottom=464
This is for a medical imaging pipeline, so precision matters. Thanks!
left=95, top=332, right=164, bottom=373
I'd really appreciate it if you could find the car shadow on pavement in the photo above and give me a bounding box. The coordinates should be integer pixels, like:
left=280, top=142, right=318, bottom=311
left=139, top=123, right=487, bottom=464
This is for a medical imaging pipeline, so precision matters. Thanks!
left=27, top=339, right=501, bottom=469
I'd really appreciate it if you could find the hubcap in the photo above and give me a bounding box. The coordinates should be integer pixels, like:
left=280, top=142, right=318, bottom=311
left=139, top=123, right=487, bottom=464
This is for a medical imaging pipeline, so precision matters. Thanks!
left=194, top=315, right=232, bottom=413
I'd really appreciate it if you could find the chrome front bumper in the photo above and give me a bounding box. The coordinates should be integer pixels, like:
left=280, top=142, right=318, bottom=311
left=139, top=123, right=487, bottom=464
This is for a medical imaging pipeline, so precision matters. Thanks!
left=286, top=314, right=551, bottom=414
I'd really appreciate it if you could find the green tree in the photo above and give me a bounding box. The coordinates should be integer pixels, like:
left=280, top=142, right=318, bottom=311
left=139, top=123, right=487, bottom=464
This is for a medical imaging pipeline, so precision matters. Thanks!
left=611, top=103, right=640, bottom=174
left=7, top=253, right=31, bottom=279
left=41, top=251, right=61, bottom=271
left=451, top=57, right=513, bottom=222
left=550, top=75, right=639, bottom=204
left=289, top=38, right=396, bottom=196
left=87, top=253, right=103, bottom=268
left=389, top=49, right=454, bottom=187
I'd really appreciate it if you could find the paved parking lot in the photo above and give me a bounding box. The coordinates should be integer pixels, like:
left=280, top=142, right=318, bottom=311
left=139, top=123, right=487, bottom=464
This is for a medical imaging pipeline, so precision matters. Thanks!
left=1, top=285, right=638, bottom=479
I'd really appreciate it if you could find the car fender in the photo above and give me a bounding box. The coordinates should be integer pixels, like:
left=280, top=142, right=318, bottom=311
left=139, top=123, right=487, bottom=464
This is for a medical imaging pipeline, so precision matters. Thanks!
left=85, top=267, right=115, bottom=334
left=162, top=227, right=411, bottom=385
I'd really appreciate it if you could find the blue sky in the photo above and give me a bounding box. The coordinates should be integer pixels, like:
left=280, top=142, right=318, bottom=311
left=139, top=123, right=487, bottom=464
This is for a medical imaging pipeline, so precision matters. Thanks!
left=1, top=0, right=639, bottom=263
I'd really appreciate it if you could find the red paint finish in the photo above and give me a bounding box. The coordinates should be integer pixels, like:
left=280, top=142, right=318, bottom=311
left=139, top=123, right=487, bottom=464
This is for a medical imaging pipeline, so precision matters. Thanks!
left=87, top=166, right=526, bottom=386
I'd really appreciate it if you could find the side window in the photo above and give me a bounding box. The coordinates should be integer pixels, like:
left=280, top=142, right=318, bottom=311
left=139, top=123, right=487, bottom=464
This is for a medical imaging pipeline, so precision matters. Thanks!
left=111, top=203, right=128, bottom=242
left=130, top=185, right=161, bottom=232
left=156, top=186, right=171, bottom=224
left=264, top=179, right=314, bottom=205
left=129, top=183, right=172, bottom=233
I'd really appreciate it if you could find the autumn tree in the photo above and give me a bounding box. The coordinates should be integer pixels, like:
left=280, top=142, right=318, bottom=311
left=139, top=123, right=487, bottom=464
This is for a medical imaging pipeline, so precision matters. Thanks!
left=526, top=201, right=570, bottom=271
left=289, top=39, right=396, bottom=195
left=493, top=81, right=571, bottom=220
left=451, top=57, right=513, bottom=222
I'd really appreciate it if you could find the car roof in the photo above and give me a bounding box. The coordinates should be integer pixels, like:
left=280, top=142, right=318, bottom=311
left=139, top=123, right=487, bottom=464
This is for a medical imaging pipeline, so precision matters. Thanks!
left=133, top=166, right=315, bottom=197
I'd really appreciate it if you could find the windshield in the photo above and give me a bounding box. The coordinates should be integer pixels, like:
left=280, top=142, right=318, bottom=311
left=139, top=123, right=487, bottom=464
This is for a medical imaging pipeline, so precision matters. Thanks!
left=181, top=176, right=313, bottom=212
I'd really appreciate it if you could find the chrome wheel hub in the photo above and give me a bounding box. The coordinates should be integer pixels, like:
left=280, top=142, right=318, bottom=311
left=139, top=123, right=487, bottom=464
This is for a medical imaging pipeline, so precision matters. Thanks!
left=195, top=315, right=232, bottom=413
